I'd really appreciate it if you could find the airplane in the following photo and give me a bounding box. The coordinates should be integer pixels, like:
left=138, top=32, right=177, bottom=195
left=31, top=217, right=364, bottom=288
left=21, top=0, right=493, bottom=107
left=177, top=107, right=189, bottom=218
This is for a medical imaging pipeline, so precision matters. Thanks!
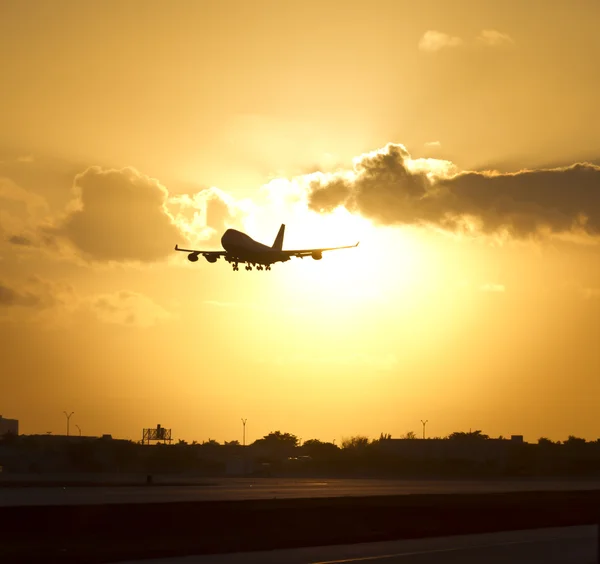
left=175, top=224, right=358, bottom=271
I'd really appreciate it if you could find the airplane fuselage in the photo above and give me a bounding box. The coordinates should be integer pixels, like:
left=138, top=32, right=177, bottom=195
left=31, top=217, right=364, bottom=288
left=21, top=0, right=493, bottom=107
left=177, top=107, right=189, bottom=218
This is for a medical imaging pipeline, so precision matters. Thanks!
left=221, top=229, right=289, bottom=265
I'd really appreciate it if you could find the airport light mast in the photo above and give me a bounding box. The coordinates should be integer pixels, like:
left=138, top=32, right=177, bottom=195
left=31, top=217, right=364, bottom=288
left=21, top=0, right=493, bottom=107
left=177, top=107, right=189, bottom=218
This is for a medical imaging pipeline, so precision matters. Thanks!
left=241, top=418, right=247, bottom=447
left=421, top=420, right=428, bottom=440
left=64, top=411, right=74, bottom=437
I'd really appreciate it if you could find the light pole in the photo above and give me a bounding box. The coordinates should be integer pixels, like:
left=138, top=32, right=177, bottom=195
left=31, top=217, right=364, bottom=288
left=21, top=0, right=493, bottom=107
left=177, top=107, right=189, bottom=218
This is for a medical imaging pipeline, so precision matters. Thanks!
left=64, top=411, right=74, bottom=437
left=75, top=424, right=82, bottom=436
left=241, top=418, right=247, bottom=447
left=421, top=420, right=428, bottom=440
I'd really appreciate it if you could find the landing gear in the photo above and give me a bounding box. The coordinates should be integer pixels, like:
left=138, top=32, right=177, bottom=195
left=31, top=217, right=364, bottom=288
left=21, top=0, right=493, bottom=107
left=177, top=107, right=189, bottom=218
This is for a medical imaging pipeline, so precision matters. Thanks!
left=230, top=261, right=271, bottom=271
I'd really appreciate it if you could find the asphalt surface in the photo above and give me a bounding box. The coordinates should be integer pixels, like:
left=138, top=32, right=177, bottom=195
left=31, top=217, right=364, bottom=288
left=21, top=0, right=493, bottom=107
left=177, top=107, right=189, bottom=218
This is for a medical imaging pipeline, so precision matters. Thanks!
left=3, top=477, right=600, bottom=506
left=113, top=525, right=598, bottom=563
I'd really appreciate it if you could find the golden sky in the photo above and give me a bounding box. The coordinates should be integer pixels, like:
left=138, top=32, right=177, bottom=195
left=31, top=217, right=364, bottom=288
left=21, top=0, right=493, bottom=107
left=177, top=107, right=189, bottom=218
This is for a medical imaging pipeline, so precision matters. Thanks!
left=1, top=0, right=600, bottom=443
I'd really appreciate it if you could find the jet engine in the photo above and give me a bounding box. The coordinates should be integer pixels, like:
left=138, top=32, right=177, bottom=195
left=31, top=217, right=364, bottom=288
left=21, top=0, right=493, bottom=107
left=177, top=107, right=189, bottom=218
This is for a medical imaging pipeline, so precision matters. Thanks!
left=188, top=252, right=199, bottom=262
left=311, top=251, right=322, bottom=260
left=205, top=255, right=218, bottom=263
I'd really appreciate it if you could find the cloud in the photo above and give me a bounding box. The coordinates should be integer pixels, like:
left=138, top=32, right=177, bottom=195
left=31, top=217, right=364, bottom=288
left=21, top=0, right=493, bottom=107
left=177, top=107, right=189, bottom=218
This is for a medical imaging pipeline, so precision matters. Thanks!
left=418, top=31, right=463, bottom=52
left=477, top=30, right=515, bottom=47
left=424, top=141, right=441, bottom=148
left=0, top=277, right=74, bottom=310
left=307, top=143, right=600, bottom=240
left=0, top=177, right=49, bottom=240
left=88, top=290, right=172, bottom=327
left=0, top=276, right=172, bottom=328
left=0, top=162, right=254, bottom=263
left=50, top=166, right=186, bottom=262
left=7, top=234, right=32, bottom=246
left=167, top=187, right=250, bottom=248
left=0, top=283, right=42, bottom=308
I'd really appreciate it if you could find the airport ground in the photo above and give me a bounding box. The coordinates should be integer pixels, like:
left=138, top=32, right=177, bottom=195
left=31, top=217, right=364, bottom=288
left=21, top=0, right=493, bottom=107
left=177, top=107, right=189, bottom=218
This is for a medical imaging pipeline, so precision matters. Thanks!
left=3, top=475, right=600, bottom=506
left=2, top=479, right=600, bottom=564
left=114, top=526, right=598, bottom=564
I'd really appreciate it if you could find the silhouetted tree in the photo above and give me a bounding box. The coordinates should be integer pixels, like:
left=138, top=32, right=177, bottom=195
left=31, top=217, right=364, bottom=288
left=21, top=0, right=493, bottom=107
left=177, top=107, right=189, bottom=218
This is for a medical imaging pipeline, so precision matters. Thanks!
left=341, top=436, right=370, bottom=449
left=224, top=440, right=240, bottom=446
left=401, top=431, right=417, bottom=440
left=538, top=437, right=556, bottom=446
left=253, top=431, right=299, bottom=447
left=203, top=439, right=220, bottom=446
left=564, top=435, right=587, bottom=446
left=378, top=433, right=392, bottom=440
left=301, top=439, right=339, bottom=459
left=252, top=431, right=299, bottom=461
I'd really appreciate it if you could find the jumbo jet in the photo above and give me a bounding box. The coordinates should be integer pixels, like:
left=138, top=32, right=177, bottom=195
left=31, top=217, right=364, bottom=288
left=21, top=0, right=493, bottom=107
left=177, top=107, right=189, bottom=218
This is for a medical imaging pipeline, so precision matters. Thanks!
left=175, top=224, right=358, bottom=271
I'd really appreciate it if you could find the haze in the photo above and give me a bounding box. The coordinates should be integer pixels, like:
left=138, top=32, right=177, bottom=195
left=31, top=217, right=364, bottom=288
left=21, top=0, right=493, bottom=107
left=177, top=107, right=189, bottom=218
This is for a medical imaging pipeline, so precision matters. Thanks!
left=1, top=0, right=599, bottom=444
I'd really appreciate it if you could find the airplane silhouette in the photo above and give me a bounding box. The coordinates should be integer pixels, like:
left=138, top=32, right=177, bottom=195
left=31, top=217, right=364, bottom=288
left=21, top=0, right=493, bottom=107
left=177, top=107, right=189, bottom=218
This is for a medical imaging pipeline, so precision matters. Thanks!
left=175, top=224, right=358, bottom=271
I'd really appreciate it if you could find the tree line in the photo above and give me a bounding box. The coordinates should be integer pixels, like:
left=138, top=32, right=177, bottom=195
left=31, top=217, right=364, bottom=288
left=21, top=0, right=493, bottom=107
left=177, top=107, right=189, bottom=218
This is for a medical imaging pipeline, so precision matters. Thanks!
left=2, top=429, right=600, bottom=477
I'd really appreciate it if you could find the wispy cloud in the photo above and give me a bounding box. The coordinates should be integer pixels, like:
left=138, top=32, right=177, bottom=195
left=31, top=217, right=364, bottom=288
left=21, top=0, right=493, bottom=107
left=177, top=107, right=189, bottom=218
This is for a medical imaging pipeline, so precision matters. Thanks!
left=0, top=278, right=173, bottom=329
left=89, top=291, right=173, bottom=328
left=0, top=276, right=74, bottom=309
left=477, top=30, right=515, bottom=47
left=418, top=31, right=463, bottom=53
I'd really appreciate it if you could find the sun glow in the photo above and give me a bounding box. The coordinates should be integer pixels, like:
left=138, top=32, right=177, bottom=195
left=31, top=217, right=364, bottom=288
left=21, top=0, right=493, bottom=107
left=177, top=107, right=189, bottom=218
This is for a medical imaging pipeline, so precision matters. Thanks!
left=279, top=210, right=432, bottom=311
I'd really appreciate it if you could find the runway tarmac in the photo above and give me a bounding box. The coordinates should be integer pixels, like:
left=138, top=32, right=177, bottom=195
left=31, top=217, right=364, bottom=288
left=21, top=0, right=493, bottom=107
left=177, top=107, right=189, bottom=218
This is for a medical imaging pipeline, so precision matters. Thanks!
left=3, top=477, right=600, bottom=506
left=114, top=525, right=598, bottom=564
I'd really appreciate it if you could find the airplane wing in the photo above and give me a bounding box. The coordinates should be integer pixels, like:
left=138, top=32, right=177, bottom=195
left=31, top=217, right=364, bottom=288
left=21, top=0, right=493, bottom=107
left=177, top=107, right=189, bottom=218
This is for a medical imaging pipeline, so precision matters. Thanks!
left=174, top=245, right=226, bottom=259
left=283, top=242, right=359, bottom=258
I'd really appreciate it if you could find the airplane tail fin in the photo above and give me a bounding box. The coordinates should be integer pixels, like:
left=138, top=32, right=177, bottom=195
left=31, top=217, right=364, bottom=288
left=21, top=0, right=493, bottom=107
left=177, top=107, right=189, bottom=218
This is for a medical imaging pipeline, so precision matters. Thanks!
left=272, top=224, right=285, bottom=251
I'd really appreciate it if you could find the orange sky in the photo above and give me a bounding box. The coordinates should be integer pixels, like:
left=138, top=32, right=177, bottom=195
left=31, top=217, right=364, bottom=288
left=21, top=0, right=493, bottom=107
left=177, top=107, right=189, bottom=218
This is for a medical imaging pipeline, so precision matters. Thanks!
left=1, top=0, right=600, bottom=443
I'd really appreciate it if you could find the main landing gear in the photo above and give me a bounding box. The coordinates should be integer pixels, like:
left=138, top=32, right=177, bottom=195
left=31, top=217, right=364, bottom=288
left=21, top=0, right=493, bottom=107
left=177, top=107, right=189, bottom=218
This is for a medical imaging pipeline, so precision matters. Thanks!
left=230, top=262, right=271, bottom=271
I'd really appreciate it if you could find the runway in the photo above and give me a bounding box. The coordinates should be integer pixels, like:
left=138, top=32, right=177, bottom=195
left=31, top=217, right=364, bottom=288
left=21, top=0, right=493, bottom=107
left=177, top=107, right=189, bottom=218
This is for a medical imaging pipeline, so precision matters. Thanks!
left=113, top=525, right=598, bottom=564
left=3, top=477, right=600, bottom=506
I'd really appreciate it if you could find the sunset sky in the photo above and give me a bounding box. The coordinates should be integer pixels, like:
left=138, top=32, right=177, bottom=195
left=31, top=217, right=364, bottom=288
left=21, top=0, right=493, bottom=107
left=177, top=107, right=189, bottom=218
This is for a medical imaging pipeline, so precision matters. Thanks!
left=2, top=0, right=600, bottom=443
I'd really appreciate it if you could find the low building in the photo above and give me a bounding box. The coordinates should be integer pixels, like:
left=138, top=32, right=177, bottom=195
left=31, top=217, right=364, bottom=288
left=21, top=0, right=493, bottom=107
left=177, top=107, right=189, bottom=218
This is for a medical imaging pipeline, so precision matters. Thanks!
left=0, top=416, right=18, bottom=436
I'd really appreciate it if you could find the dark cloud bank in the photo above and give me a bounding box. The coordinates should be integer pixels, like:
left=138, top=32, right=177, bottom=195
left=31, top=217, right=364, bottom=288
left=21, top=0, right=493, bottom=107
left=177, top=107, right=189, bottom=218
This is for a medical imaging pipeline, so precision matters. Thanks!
left=309, top=144, right=600, bottom=238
